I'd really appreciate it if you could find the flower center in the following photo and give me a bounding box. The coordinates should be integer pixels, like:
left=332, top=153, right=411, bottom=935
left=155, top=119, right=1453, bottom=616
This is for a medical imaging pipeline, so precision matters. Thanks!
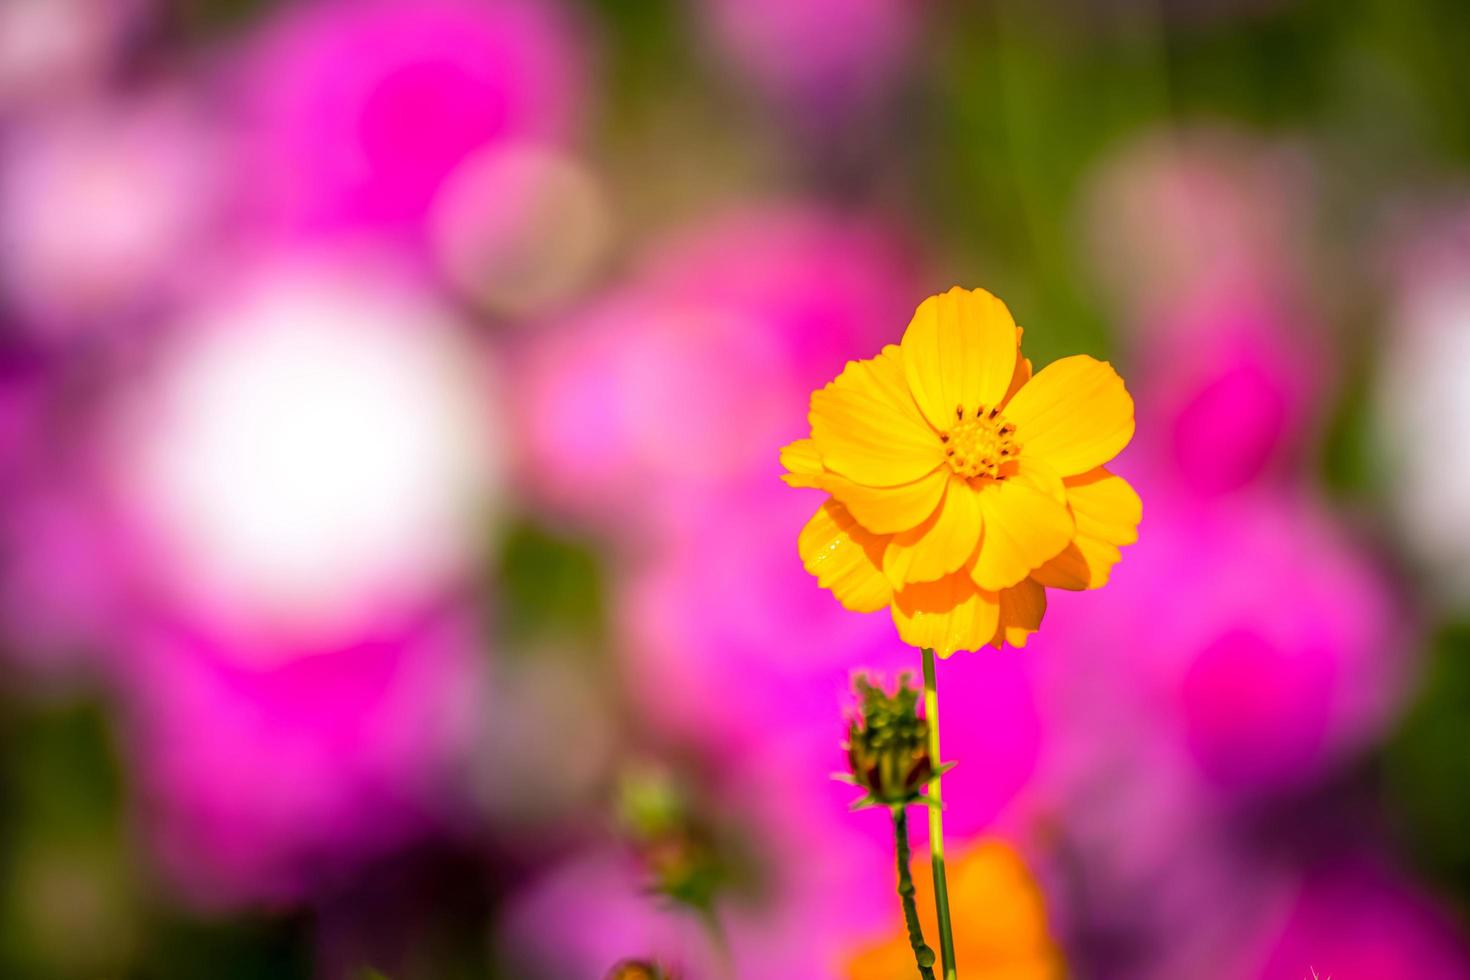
left=942, top=405, right=1018, bottom=479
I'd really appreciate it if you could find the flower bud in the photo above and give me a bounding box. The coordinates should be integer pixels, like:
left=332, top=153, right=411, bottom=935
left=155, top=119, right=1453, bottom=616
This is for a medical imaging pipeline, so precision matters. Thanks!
left=844, top=673, right=933, bottom=809
left=616, top=766, right=731, bottom=913
left=605, top=960, right=673, bottom=980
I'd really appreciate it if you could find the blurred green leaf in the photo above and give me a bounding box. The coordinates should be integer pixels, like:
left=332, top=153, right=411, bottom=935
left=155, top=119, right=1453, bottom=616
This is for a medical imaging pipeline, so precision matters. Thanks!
left=578, top=0, right=686, bottom=120
left=0, top=698, right=135, bottom=978
left=1384, top=623, right=1470, bottom=906
left=493, top=519, right=608, bottom=649
left=1318, top=330, right=1379, bottom=500
left=130, top=911, right=312, bottom=980
left=170, top=0, right=281, bottom=36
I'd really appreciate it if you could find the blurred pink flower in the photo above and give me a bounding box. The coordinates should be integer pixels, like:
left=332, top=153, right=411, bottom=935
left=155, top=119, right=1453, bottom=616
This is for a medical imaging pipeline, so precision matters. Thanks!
left=0, top=480, right=136, bottom=676
left=515, top=205, right=919, bottom=529
left=620, top=476, right=1044, bottom=842
left=1082, top=128, right=1314, bottom=320
left=0, top=352, right=142, bottom=673
left=1129, top=288, right=1330, bottom=496
left=0, top=93, right=222, bottom=338
left=1083, top=128, right=1338, bottom=504
left=503, top=732, right=949, bottom=978
left=1249, top=859, right=1470, bottom=980
left=0, top=0, right=153, bottom=116
left=122, top=606, right=489, bottom=907
left=697, top=0, right=921, bottom=116
left=515, top=475, right=1046, bottom=975
left=505, top=847, right=719, bottom=976
left=237, top=0, right=588, bottom=247
left=1016, top=482, right=1409, bottom=975
left=0, top=356, right=42, bottom=492
left=1032, top=744, right=1284, bottom=980
left=618, top=479, right=908, bottom=752
left=506, top=723, right=1056, bottom=978
left=1036, top=474, right=1405, bottom=801
left=428, top=142, right=611, bottom=317
left=637, top=208, right=921, bottom=394
left=3, top=259, right=506, bottom=904
left=102, top=259, right=503, bottom=650
left=516, top=287, right=791, bottom=525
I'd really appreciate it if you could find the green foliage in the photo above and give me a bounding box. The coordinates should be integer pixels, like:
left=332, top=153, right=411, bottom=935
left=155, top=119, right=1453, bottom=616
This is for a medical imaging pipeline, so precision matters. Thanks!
left=615, top=767, right=736, bottom=916
left=494, top=519, right=609, bottom=648
left=130, top=912, right=312, bottom=980
left=0, top=698, right=134, bottom=979
left=0, top=697, right=313, bottom=980
left=1385, top=624, right=1470, bottom=903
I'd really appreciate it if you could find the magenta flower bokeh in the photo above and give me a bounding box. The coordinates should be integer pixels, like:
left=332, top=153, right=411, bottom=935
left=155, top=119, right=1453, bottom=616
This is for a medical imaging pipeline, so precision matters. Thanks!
left=0, top=1, right=1464, bottom=973
left=0, top=91, right=222, bottom=340
left=1, top=258, right=507, bottom=905
left=122, top=606, right=489, bottom=907
left=1250, top=858, right=1470, bottom=980
left=620, top=474, right=1045, bottom=842
left=515, top=205, right=920, bottom=530
left=0, top=0, right=154, bottom=117
left=237, top=0, right=588, bottom=248
left=1035, top=468, right=1405, bottom=802
left=503, top=732, right=921, bottom=978
left=697, top=0, right=921, bottom=116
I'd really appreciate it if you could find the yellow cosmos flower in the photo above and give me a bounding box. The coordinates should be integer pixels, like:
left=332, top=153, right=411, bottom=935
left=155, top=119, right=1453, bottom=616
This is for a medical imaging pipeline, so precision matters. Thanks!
left=782, top=286, right=1140, bottom=655
left=844, top=840, right=1065, bottom=980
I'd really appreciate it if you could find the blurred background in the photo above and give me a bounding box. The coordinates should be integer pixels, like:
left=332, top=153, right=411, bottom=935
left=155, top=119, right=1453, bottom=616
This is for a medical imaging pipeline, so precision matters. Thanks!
left=2, top=0, right=1470, bottom=977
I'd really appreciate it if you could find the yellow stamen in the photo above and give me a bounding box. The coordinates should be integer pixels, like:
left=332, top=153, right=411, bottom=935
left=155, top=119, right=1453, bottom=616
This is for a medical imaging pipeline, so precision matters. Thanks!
left=941, top=405, right=1018, bottom=480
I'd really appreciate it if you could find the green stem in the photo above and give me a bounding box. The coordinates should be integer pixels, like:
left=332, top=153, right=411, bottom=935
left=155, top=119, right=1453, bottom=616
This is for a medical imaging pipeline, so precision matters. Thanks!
left=892, top=807, right=937, bottom=980
left=922, top=647, right=958, bottom=980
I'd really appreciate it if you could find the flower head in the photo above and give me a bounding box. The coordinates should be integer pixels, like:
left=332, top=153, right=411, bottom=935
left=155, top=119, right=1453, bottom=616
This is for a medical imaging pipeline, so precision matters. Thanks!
left=782, top=286, right=1140, bottom=654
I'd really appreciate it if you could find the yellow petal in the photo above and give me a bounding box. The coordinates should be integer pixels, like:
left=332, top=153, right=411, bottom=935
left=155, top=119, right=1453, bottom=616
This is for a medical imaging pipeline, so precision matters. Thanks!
left=1000, top=327, right=1032, bottom=408
left=901, top=287, right=1019, bottom=432
left=1065, top=466, right=1141, bottom=545
left=810, top=346, right=943, bottom=487
left=1029, top=538, right=1120, bottom=592
left=823, top=467, right=948, bottom=535
left=1032, top=467, right=1141, bottom=591
left=1004, top=355, right=1135, bottom=477
left=991, top=577, right=1047, bottom=649
left=891, top=572, right=1000, bottom=657
left=798, top=499, right=892, bottom=613
left=881, top=475, right=984, bottom=587
left=971, top=462, right=1075, bottom=591
left=779, top=437, right=824, bottom=489
left=780, top=429, right=948, bottom=534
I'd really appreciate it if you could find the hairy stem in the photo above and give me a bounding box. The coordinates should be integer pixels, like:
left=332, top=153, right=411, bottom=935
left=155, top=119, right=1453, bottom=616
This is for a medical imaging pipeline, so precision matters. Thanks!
left=892, top=807, right=937, bottom=980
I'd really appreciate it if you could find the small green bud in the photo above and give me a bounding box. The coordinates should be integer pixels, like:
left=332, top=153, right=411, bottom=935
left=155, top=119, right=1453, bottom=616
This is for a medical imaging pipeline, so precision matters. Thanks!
left=615, top=765, right=730, bottom=914
left=844, top=673, right=933, bottom=809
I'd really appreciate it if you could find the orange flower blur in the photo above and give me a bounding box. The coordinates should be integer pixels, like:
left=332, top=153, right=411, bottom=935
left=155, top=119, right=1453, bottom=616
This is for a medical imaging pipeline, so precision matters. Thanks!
left=782, top=286, right=1140, bottom=655
left=844, top=840, right=1065, bottom=980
